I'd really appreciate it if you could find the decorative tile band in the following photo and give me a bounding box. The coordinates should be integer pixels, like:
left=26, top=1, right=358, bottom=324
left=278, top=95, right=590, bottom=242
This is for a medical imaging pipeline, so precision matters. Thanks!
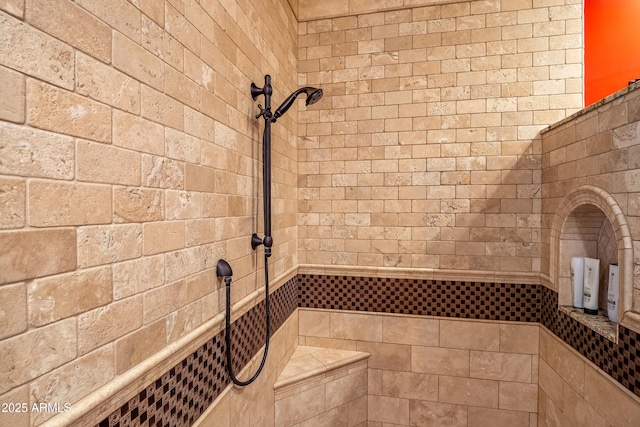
left=299, top=274, right=640, bottom=400
left=298, top=274, right=540, bottom=322
left=95, top=276, right=299, bottom=427
left=540, top=286, right=640, bottom=399
left=92, top=273, right=640, bottom=427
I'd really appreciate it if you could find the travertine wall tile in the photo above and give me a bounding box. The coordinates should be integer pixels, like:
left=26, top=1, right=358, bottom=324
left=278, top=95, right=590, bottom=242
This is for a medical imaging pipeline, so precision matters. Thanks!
left=0, top=122, right=75, bottom=179
left=0, top=228, right=76, bottom=284
left=26, top=0, right=111, bottom=62
left=0, top=318, right=76, bottom=394
left=0, top=65, right=24, bottom=123
left=0, top=177, right=25, bottom=229
left=115, top=319, right=165, bottom=373
left=0, top=12, right=74, bottom=89
left=29, top=180, right=112, bottom=226
left=27, top=266, right=112, bottom=327
left=77, top=296, right=143, bottom=355
left=0, top=0, right=300, bottom=419
left=27, top=79, right=111, bottom=142
left=29, top=345, right=115, bottom=425
left=0, top=283, right=26, bottom=340
left=298, top=0, right=581, bottom=272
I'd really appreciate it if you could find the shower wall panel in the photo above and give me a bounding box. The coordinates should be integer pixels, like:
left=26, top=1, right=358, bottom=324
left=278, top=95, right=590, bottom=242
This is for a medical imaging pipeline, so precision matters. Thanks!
left=297, top=0, right=583, bottom=275
left=0, top=0, right=301, bottom=425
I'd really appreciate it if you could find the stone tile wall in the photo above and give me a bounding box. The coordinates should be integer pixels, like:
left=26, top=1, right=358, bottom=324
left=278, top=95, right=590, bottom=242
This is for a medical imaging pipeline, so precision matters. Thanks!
left=297, top=0, right=583, bottom=273
left=0, top=0, right=300, bottom=425
left=298, top=307, right=540, bottom=426
left=541, top=81, right=640, bottom=316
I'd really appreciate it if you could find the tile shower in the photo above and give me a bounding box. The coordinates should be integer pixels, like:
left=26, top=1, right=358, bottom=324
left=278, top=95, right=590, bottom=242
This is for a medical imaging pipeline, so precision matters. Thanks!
left=1, top=1, right=640, bottom=427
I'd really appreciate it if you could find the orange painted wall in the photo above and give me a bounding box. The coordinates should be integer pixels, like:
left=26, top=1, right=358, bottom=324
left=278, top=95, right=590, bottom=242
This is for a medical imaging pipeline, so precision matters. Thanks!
left=584, top=0, right=640, bottom=105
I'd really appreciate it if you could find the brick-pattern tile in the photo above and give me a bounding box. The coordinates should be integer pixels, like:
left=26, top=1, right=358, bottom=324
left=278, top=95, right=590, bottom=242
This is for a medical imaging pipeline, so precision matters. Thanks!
left=95, top=276, right=298, bottom=427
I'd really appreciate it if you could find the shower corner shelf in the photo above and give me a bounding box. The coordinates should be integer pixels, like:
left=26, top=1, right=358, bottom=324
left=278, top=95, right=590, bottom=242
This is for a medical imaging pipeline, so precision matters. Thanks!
left=559, top=305, right=618, bottom=343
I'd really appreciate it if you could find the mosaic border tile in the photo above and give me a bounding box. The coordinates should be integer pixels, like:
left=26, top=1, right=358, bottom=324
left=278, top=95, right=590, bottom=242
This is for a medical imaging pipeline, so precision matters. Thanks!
left=95, top=276, right=298, bottom=427
left=298, top=274, right=540, bottom=322
left=540, top=286, right=640, bottom=399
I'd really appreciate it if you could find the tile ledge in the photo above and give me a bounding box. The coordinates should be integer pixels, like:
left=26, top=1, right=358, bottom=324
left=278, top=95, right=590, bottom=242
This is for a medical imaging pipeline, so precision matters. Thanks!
left=560, top=305, right=618, bottom=343
left=273, top=346, right=370, bottom=391
left=297, top=264, right=541, bottom=284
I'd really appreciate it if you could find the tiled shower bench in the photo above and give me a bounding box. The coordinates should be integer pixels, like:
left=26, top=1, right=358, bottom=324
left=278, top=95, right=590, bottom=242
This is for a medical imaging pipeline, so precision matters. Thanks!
left=274, top=346, right=370, bottom=426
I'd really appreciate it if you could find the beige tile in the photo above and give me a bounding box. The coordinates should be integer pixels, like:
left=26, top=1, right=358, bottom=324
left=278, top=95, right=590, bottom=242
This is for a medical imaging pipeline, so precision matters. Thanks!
left=382, top=370, right=438, bottom=401
left=29, top=345, right=114, bottom=425
left=440, top=320, right=500, bottom=351
left=499, top=381, right=538, bottom=412
left=0, top=228, right=76, bottom=284
left=356, top=341, right=411, bottom=371
left=0, top=318, right=76, bottom=394
left=500, top=324, right=539, bottom=354
left=325, top=369, right=367, bottom=409
left=115, top=319, right=165, bottom=374
left=143, top=280, right=187, bottom=323
left=0, top=58, right=24, bottom=123
left=545, top=334, right=585, bottom=395
left=1, top=13, right=74, bottom=89
left=299, top=404, right=349, bottom=427
left=77, top=224, right=142, bottom=268
left=382, top=315, right=439, bottom=346
left=0, top=385, right=30, bottom=427
left=562, top=381, right=607, bottom=427
left=275, top=383, right=326, bottom=426
left=0, top=122, right=74, bottom=180
left=368, top=395, right=410, bottom=425
left=468, top=407, right=530, bottom=427
left=143, top=221, right=185, bottom=255
left=78, top=296, right=143, bottom=355
left=76, top=52, right=139, bottom=113
left=412, top=346, right=470, bottom=376
left=193, top=392, right=230, bottom=427
left=27, top=0, right=111, bottom=62
left=409, top=400, right=467, bottom=427
left=279, top=353, right=324, bottom=381
left=584, top=365, right=640, bottom=427
left=544, top=394, right=573, bottom=427
left=348, top=395, right=367, bottom=427
left=470, top=351, right=532, bottom=382
left=538, top=359, right=564, bottom=409
left=114, top=187, right=164, bottom=224
left=28, top=266, right=112, bottom=326
left=0, top=282, right=26, bottom=339
left=299, top=310, right=331, bottom=338
left=27, top=79, right=111, bottom=142
left=29, top=181, right=112, bottom=227
left=113, top=109, right=164, bottom=155
left=439, top=376, right=499, bottom=408
left=330, top=312, right=382, bottom=342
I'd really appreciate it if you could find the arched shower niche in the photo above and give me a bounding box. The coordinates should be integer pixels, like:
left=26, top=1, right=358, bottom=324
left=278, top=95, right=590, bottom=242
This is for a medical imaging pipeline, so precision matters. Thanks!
left=549, top=185, right=633, bottom=342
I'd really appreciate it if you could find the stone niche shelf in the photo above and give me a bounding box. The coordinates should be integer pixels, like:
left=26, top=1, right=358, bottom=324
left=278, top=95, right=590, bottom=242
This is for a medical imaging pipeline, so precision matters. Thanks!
left=556, top=200, right=622, bottom=344
left=559, top=306, right=618, bottom=342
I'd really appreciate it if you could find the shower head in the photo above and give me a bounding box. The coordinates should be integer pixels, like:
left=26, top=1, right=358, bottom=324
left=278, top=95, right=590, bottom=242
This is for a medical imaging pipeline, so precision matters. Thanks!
left=273, top=87, right=323, bottom=120
left=216, top=259, right=233, bottom=279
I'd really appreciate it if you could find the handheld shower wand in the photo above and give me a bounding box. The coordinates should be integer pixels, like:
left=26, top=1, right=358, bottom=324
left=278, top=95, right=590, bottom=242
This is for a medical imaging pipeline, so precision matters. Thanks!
left=222, top=75, right=322, bottom=387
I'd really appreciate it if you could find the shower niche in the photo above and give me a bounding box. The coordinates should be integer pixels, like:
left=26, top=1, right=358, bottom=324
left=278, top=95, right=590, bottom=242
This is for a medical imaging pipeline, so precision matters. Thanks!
left=551, top=186, right=633, bottom=342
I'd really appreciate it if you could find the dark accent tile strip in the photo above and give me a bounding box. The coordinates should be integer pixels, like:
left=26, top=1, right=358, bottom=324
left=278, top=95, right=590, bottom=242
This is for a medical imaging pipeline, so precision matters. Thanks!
left=94, top=276, right=298, bottom=427
left=540, top=286, right=640, bottom=399
left=298, top=274, right=540, bottom=322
